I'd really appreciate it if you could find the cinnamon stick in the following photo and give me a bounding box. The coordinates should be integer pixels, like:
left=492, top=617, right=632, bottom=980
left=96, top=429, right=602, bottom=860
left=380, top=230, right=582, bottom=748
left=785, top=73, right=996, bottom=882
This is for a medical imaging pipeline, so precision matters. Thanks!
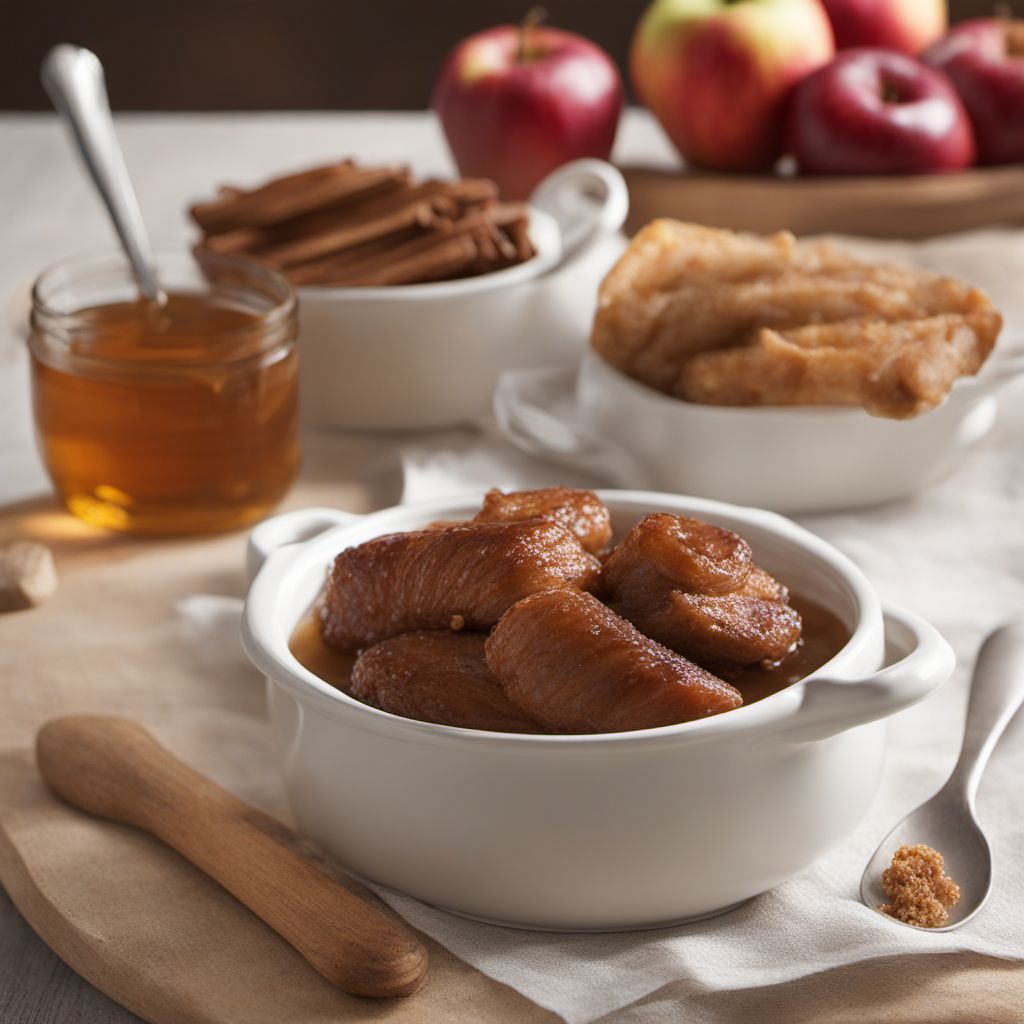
left=188, top=159, right=533, bottom=286
left=326, top=232, right=481, bottom=287
left=262, top=200, right=439, bottom=267
left=191, top=163, right=410, bottom=234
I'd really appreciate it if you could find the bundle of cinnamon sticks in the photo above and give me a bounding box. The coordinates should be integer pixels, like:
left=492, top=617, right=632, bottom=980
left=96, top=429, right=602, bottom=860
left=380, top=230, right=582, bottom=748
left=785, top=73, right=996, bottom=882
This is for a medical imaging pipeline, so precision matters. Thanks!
left=189, top=160, right=535, bottom=287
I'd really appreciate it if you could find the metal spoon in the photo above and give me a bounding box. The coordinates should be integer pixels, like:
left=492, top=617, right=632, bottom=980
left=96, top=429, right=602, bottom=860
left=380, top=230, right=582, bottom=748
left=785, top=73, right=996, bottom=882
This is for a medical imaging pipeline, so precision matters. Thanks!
left=861, top=622, right=1024, bottom=930
left=41, top=44, right=166, bottom=304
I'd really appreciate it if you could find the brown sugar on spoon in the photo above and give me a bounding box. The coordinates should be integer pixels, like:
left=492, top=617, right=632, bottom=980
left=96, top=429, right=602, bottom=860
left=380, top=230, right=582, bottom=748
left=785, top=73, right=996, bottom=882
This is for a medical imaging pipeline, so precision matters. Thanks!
left=879, top=844, right=961, bottom=927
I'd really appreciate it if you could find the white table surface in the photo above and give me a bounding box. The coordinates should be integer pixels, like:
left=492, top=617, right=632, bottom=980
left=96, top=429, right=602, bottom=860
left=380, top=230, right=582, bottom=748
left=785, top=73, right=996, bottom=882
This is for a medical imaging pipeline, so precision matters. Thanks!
left=0, top=109, right=678, bottom=1023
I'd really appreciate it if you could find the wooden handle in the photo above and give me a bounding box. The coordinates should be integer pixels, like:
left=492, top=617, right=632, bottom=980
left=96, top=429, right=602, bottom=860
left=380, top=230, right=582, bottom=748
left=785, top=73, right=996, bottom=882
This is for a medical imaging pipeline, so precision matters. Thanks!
left=36, top=715, right=427, bottom=998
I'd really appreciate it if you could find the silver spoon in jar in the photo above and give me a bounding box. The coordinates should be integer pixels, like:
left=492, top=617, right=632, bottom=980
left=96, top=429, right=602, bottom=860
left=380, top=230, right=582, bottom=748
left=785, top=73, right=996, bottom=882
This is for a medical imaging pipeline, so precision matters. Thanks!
left=860, top=622, right=1024, bottom=931
left=41, top=44, right=166, bottom=305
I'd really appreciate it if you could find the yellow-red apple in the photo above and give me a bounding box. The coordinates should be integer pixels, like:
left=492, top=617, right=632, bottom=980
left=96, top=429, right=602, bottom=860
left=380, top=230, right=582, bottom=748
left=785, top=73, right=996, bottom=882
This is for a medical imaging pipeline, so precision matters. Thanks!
left=631, top=0, right=835, bottom=172
left=822, top=0, right=946, bottom=55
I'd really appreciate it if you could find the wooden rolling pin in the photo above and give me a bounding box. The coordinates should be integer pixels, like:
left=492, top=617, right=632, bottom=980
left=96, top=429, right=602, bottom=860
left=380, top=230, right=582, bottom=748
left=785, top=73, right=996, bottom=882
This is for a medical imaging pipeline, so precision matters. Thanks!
left=35, top=715, right=428, bottom=998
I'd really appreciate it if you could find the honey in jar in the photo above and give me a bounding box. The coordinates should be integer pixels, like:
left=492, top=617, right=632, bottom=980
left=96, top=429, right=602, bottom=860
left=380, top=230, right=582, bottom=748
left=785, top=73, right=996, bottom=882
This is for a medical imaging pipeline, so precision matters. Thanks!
left=29, top=252, right=299, bottom=535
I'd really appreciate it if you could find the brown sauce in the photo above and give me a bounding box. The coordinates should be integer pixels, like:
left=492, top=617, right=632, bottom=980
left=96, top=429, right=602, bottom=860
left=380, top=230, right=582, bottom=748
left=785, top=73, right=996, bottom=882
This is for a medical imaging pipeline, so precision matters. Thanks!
left=288, top=591, right=850, bottom=720
left=722, top=594, right=850, bottom=705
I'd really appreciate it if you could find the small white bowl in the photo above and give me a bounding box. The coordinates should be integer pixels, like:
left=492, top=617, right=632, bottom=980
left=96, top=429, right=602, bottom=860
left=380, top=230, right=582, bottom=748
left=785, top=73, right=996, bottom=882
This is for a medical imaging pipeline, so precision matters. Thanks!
left=242, top=491, right=953, bottom=931
left=495, top=349, right=1024, bottom=515
left=296, top=160, right=629, bottom=432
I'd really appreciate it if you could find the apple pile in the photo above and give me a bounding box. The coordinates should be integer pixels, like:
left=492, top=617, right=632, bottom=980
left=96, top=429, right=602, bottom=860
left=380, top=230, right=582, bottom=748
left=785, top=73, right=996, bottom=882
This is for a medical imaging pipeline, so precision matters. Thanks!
left=631, top=0, right=1024, bottom=175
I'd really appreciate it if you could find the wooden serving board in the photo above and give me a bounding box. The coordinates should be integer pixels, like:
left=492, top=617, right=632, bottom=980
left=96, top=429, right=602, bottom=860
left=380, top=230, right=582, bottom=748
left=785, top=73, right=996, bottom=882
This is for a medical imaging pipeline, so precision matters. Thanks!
left=622, top=164, right=1024, bottom=239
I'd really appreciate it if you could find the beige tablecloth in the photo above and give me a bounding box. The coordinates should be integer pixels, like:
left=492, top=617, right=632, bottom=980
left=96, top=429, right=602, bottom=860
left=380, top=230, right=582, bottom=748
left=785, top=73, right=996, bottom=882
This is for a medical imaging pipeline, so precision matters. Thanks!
left=0, top=424, right=1022, bottom=1024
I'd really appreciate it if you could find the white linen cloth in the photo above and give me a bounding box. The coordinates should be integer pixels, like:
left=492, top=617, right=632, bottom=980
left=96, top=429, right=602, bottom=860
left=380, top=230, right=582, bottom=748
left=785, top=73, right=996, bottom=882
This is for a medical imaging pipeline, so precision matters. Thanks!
left=183, top=231, right=1024, bottom=1023
left=183, top=404, right=1024, bottom=1023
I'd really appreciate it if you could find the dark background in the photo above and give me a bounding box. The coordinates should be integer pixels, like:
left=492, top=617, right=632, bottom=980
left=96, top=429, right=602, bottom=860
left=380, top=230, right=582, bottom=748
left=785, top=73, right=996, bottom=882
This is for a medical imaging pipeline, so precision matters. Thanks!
left=1, top=0, right=1015, bottom=111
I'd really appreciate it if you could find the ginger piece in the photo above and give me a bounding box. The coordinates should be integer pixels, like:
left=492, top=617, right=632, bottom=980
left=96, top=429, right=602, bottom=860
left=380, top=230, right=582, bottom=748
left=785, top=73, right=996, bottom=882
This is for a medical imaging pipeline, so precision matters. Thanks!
left=879, top=843, right=961, bottom=928
left=0, top=542, right=58, bottom=612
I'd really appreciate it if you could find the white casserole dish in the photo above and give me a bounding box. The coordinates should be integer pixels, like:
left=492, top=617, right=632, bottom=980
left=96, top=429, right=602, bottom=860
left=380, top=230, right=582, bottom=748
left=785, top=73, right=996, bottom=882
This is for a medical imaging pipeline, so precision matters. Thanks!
left=494, top=349, right=1024, bottom=515
left=241, top=491, right=954, bottom=931
left=295, top=159, right=628, bottom=432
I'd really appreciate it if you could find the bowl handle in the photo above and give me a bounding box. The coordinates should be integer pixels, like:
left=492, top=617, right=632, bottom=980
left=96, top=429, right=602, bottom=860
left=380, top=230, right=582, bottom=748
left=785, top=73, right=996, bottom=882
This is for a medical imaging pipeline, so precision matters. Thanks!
left=246, top=507, right=360, bottom=582
left=774, top=603, right=955, bottom=743
left=955, top=353, right=1024, bottom=399
left=493, top=366, right=641, bottom=486
left=529, top=159, right=629, bottom=269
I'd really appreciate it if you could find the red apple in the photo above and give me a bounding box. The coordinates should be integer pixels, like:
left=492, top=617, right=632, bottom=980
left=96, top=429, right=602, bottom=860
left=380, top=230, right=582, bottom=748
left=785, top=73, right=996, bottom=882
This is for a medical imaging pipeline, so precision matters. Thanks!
left=786, top=49, right=975, bottom=174
left=431, top=17, right=623, bottom=200
left=630, top=0, right=835, bottom=172
left=923, top=18, right=1024, bottom=165
left=821, top=0, right=946, bottom=55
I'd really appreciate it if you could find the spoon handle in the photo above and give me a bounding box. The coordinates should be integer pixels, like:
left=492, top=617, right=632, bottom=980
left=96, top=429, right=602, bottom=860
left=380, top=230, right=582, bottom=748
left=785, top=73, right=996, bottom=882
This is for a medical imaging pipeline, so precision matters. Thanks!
left=946, top=623, right=1024, bottom=806
left=41, top=45, right=165, bottom=303
left=36, top=715, right=427, bottom=998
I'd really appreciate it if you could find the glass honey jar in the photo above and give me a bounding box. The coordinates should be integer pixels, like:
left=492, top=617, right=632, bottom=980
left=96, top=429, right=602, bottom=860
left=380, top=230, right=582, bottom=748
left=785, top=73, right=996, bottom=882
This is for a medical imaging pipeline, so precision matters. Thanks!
left=29, top=251, right=300, bottom=535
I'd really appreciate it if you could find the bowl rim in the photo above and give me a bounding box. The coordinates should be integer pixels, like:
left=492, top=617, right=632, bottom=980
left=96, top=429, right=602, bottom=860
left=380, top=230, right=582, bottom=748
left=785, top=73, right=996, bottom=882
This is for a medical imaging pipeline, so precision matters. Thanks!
left=294, top=206, right=562, bottom=303
left=242, top=489, right=882, bottom=749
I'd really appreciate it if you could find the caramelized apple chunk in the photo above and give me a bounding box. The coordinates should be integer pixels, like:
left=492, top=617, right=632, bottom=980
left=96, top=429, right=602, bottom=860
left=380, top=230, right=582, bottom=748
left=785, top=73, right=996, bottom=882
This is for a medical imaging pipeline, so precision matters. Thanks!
left=320, top=520, right=601, bottom=652
left=486, top=588, right=742, bottom=733
left=474, top=487, right=613, bottom=555
left=602, top=513, right=801, bottom=669
left=591, top=220, right=1001, bottom=419
left=350, top=631, right=542, bottom=733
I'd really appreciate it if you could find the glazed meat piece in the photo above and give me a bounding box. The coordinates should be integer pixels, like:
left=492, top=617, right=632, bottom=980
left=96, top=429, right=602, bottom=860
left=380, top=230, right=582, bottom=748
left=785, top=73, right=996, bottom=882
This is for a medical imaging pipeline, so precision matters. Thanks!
left=486, top=589, right=742, bottom=733
left=602, top=514, right=801, bottom=669
left=350, top=632, right=541, bottom=733
left=320, top=520, right=601, bottom=651
left=473, top=487, right=612, bottom=555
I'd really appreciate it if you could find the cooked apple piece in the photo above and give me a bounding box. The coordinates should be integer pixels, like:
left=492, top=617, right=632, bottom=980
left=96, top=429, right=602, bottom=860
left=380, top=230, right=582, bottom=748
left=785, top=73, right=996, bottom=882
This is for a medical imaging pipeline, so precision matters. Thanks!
left=602, top=513, right=801, bottom=669
left=678, top=309, right=999, bottom=418
left=473, top=487, right=612, bottom=555
left=486, top=588, right=741, bottom=733
left=350, top=631, right=541, bottom=733
left=591, top=219, right=1001, bottom=418
left=320, top=520, right=601, bottom=652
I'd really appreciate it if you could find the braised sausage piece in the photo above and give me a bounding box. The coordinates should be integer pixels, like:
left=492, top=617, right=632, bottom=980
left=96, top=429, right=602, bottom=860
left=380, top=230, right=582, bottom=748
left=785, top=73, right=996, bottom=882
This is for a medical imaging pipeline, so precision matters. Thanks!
left=350, top=631, right=542, bottom=733
left=486, top=589, right=742, bottom=733
left=602, top=513, right=802, bottom=669
left=473, top=487, right=613, bottom=555
left=320, top=520, right=601, bottom=652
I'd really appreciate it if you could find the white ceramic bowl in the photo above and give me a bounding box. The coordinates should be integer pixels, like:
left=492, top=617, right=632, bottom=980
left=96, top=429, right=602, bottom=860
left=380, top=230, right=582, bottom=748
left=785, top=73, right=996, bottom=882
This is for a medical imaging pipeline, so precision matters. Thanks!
left=295, top=160, right=628, bottom=432
left=494, top=349, right=1024, bottom=515
left=242, top=491, right=954, bottom=931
